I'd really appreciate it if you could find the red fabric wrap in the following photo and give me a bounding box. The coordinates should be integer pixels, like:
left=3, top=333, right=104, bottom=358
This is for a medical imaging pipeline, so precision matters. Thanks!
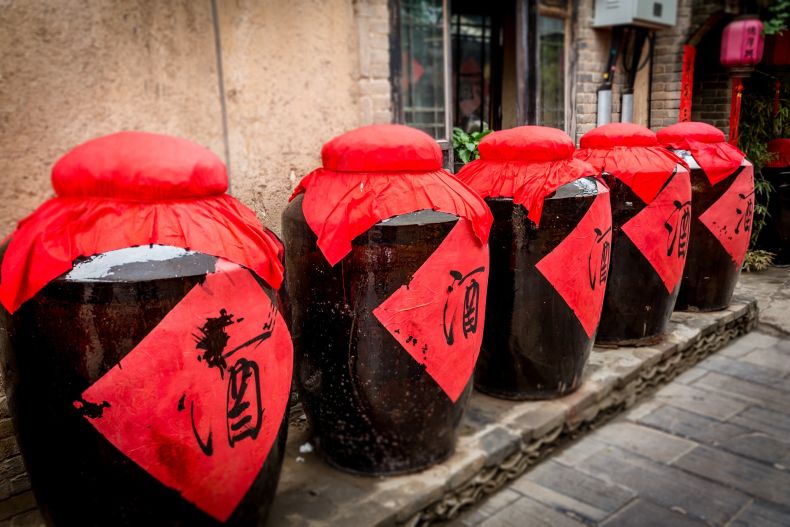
left=0, top=131, right=284, bottom=313
left=290, top=124, right=492, bottom=266
left=657, top=122, right=745, bottom=186
left=767, top=138, right=790, bottom=168
left=576, top=123, right=687, bottom=204
left=456, top=126, right=597, bottom=225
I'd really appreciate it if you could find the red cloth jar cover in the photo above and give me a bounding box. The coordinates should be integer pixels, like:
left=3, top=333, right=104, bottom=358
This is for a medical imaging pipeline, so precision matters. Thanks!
left=456, top=126, right=597, bottom=224
left=767, top=138, right=790, bottom=168
left=657, top=122, right=745, bottom=185
left=0, top=131, right=284, bottom=313
left=576, top=123, right=687, bottom=204
left=290, top=124, right=492, bottom=265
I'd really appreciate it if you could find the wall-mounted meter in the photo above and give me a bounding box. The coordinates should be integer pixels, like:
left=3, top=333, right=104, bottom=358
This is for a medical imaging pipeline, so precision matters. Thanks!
left=593, top=0, right=678, bottom=29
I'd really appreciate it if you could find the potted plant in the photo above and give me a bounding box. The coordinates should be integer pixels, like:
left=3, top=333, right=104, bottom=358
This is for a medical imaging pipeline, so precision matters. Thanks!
left=452, top=125, right=492, bottom=173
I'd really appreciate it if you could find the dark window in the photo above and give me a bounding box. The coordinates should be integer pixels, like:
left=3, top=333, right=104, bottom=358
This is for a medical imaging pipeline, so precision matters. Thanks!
left=452, top=13, right=493, bottom=132
left=398, top=0, right=449, bottom=141
left=538, top=15, right=565, bottom=130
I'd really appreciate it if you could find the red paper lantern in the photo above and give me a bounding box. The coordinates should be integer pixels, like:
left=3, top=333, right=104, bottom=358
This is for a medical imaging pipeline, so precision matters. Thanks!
left=720, top=18, right=765, bottom=146
left=720, top=18, right=765, bottom=69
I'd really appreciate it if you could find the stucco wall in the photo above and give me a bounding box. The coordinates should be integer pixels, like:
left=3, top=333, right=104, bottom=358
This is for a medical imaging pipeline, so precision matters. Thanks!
left=218, top=0, right=363, bottom=232
left=0, top=0, right=392, bottom=239
left=0, top=0, right=226, bottom=239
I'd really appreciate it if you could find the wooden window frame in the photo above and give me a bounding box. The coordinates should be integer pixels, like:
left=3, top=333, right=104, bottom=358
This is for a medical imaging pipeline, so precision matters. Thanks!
left=537, top=2, right=572, bottom=133
left=389, top=0, right=453, bottom=165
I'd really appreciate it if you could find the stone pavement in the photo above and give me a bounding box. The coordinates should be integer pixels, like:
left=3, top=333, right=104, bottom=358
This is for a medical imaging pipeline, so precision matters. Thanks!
left=451, top=329, right=790, bottom=527
left=737, top=267, right=790, bottom=338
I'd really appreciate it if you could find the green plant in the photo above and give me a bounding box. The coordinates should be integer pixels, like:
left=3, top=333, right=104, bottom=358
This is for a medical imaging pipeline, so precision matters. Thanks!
left=452, top=126, right=492, bottom=165
left=763, top=0, right=790, bottom=35
left=743, top=249, right=776, bottom=272
left=738, top=80, right=790, bottom=254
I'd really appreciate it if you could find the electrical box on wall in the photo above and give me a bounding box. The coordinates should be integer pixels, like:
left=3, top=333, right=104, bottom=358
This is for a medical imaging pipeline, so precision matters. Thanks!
left=593, top=0, right=678, bottom=29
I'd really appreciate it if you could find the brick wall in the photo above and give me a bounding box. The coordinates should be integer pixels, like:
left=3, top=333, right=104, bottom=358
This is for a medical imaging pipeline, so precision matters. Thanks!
left=688, top=1, right=731, bottom=136
left=571, top=0, right=736, bottom=138
left=0, top=308, right=36, bottom=526
left=648, top=0, right=693, bottom=130
left=572, top=0, right=612, bottom=143
left=691, top=73, right=731, bottom=132
left=356, top=0, right=393, bottom=125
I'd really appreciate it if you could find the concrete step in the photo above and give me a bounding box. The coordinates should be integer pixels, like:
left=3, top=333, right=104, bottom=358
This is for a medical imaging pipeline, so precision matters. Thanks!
left=270, top=296, right=758, bottom=526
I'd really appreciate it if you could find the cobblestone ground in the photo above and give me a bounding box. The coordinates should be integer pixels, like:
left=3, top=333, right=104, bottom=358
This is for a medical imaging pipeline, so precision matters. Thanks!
left=452, top=330, right=790, bottom=527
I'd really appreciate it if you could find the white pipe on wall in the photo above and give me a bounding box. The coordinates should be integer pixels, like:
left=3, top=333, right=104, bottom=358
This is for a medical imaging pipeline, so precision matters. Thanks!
left=621, top=93, right=634, bottom=123
left=597, top=89, right=612, bottom=126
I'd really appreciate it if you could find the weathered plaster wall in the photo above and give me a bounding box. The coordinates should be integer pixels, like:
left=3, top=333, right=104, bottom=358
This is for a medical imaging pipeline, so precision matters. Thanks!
left=0, top=0, right=392, bottom=238
left=0, top=0, right=226, bottom=239
left=219, top=0, right=366, bottom=232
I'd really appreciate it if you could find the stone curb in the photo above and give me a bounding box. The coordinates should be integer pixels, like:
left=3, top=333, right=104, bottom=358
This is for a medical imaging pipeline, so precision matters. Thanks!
left=268, top=297, right=758, bottom=526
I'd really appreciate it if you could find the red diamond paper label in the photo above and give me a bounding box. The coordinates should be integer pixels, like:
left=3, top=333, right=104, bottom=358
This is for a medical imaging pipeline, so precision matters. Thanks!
left=76, top=260, right=293, bottom=522
left=535, top=182, right=612, bottom=338
left=373, top=219, right=488, bottom=403
left=698, top=163, right=754, bottom=267
left=621, top=168, right=692, bottom=293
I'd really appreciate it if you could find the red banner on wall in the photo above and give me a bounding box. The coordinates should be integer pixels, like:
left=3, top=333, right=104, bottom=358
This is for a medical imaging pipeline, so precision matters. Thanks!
left=729, top=77, right=745, bottom=146
left=679, top=45, right=696, bottom=122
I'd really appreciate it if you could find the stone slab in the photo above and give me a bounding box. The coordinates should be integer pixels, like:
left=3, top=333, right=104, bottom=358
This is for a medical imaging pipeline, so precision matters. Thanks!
left=600, top=499, right=706, bottom=527
left=728, top=499, right=790, bottom=527
left=511, top=460, right=635, bottom=521
left=589, top=422, right=696, bottom=463
left=575, top=446, right=750, bottom=526
left=672, top=445, right=790, bottom=505
left=478, top=496, right=586, bottom=527
left=737, top=268, right=790, bottom=336
left=730, top=406, right=790, bottom=439
left=651, top=382, right=749, bottom=420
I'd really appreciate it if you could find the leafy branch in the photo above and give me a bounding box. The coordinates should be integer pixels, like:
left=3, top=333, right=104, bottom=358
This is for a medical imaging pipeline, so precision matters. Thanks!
left=739, top=78, right=789, bottom=268
left=452, top=126, right=492, bottom=165
left=763, top=0, right=790, bottom=35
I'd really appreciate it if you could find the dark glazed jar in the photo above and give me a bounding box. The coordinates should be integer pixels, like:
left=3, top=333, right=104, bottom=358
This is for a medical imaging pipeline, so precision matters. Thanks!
left=283, top=124, right=491, bottom=475
left=761, top=139, right=790, bottom=264
left=2, top=247, right=290, bottom=527
left=457, top=126, right=612, bottom=400
left=577, top=123, right=691, bottom=345
left=658, top=123, right=754, bottom=311
left=0, top=132, right=293, bottom=526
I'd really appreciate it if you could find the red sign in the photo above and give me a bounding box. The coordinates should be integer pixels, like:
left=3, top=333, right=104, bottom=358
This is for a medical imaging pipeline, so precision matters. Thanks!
left=679, top=45, right=696, bottom=122
left=621, top=168, right=692, bottom=293
left=77, top=260, right=293, bottom=522
left=729, top=77, right=745, bottom=146
left=699, top=164, right=755, bottom=267
left=535, top=182, right=612, bottom=338
left=373, top=219, right=488, bottom=403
